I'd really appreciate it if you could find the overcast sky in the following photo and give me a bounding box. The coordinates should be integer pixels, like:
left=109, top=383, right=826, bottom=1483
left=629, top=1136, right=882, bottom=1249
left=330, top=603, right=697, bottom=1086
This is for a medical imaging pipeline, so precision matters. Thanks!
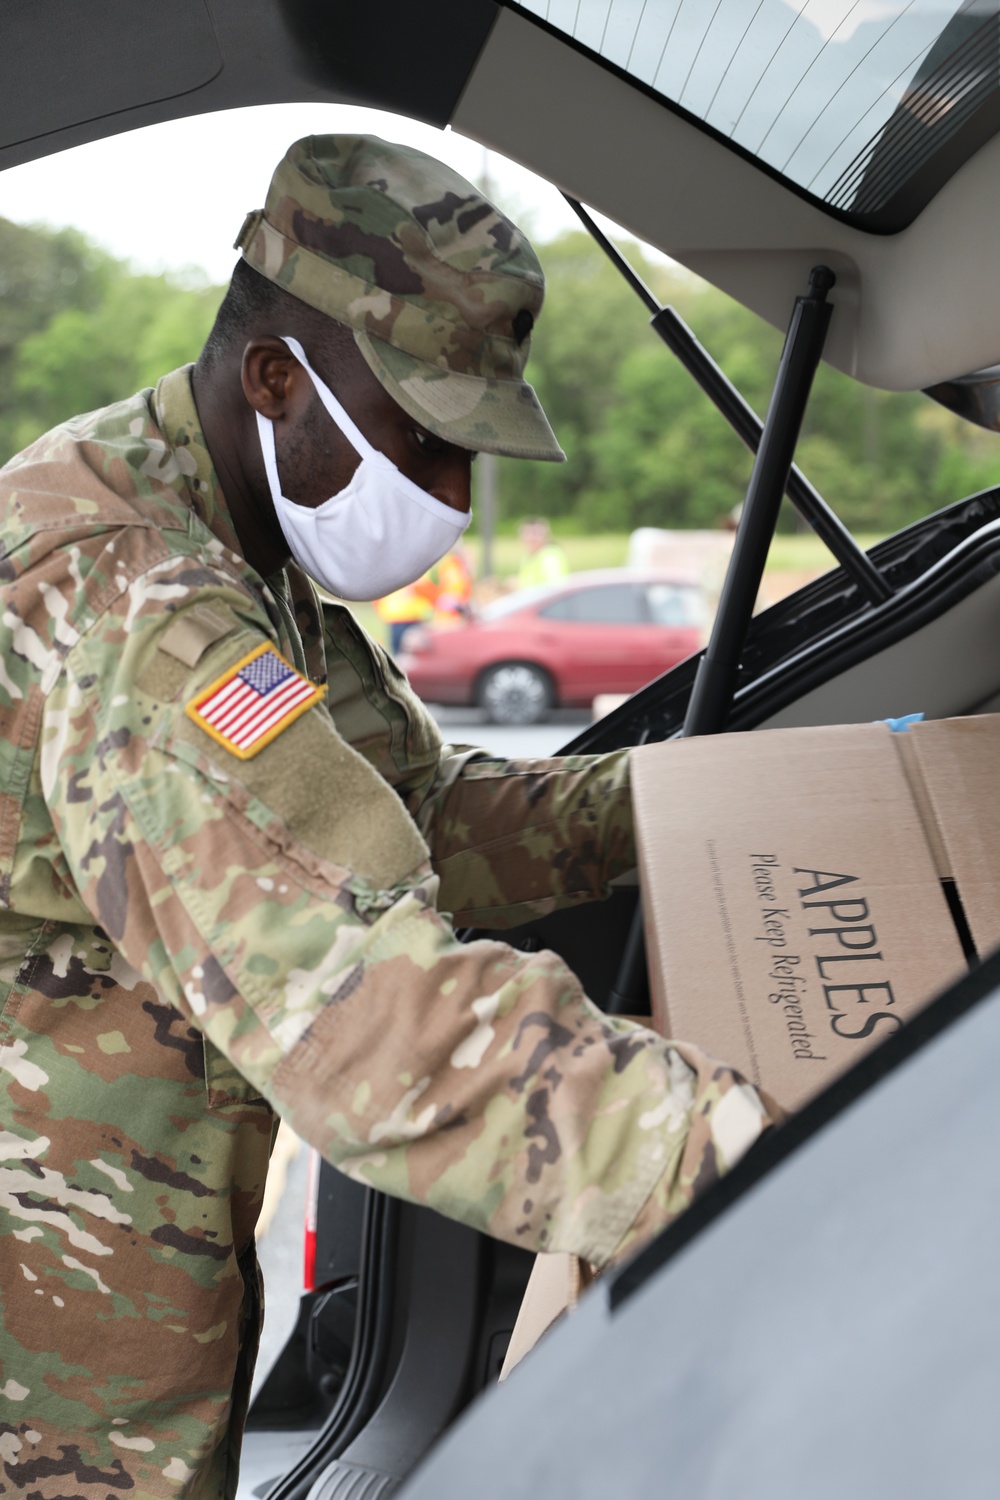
left=0, top=102, right=601, bottom=284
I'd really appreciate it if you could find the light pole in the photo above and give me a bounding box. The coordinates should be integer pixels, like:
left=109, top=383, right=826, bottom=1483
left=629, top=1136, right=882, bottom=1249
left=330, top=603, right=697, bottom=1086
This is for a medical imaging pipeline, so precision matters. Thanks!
left=477, top=147, right=499, bottom=580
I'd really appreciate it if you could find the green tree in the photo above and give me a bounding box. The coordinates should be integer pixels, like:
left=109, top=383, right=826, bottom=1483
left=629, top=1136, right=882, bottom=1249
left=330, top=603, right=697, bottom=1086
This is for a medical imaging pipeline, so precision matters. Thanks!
left=500, top=226, right=1000, bottom=536
left=496, top=230, right=668, bottom=520
left=12, top=269, right=223, bottom=455
left=3, top=216, right=1000, bottom=538
left=0, top=217, right=117, bottom=460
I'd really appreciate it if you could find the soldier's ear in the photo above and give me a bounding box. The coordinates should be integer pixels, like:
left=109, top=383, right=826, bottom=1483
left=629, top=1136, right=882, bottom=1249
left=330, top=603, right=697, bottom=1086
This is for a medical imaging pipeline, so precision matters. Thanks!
left=241, top=338, right=307, bottom=421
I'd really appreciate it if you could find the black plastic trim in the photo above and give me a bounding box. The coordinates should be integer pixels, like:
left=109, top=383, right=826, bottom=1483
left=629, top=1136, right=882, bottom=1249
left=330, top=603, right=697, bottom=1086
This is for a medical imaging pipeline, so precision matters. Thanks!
left=264, top=1192, right=399, bottom=1500
left=278, top=0, right=499, bottom=126
left=827, top=9, right=1000, bottom=227
left=556, top=488, right=1000, bottom=758
left=727, top=515, right=1000, bottom=731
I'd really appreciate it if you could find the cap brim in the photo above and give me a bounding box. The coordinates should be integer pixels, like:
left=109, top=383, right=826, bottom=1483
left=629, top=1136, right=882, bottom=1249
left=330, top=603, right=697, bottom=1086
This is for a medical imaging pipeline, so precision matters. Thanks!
left=355, top=330, right=566, bottom=462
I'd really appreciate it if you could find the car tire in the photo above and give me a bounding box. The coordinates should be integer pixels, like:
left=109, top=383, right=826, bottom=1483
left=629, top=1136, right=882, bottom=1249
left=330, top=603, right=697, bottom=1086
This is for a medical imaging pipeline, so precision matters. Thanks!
left=478, top=663, right=554, bottom=726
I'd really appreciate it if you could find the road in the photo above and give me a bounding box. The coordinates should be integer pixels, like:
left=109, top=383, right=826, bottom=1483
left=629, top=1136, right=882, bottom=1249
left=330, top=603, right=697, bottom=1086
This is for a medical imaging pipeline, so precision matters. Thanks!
left=251, top=706, right=593, bottom=1401
left=425, top=705, right=593, bottom=759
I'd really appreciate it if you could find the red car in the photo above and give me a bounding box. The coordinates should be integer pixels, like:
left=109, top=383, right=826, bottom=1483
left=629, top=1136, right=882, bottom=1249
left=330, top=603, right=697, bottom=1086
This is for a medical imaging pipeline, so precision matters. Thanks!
left=398, top=569, right=706, bottom=724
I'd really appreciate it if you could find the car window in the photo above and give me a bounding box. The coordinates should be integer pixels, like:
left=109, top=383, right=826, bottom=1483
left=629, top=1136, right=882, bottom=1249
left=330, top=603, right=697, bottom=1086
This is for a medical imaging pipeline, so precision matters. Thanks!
left=537, top=591, right=579, bottom=621
left=539, top=584, right=647, bottom=624
left=512, top=0, right=986, bottom=230
left=646, top=582, right=704, bottom=628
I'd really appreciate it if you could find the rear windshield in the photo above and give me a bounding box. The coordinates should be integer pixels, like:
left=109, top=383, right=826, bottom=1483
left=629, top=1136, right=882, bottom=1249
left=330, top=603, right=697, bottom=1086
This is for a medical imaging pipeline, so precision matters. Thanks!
left=510, top=1, right=1000, bottom=228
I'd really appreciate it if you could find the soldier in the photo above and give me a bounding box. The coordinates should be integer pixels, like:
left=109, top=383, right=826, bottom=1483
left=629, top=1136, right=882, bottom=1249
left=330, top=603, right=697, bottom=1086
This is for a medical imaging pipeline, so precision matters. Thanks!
left=0, top=136, right=777, bottom=1495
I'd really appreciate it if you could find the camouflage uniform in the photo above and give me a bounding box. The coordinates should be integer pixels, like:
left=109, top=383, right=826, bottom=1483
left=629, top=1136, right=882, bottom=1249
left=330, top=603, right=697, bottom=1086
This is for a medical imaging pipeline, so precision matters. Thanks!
left=0, top=136, right=774, bottom=1499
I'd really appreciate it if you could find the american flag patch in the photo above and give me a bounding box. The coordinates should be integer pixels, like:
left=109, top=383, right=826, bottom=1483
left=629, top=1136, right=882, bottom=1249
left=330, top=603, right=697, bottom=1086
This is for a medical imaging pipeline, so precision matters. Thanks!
left=186, top=643, right=324, bottom=759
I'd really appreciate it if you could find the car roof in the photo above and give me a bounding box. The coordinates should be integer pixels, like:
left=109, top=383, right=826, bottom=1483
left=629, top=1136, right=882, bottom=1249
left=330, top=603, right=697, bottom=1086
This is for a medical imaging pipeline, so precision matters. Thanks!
left=3, top=0, right=997, bottom=393
left=536, top=569, right=700, bottom=592
left=479, top=570, right=701, bottom=616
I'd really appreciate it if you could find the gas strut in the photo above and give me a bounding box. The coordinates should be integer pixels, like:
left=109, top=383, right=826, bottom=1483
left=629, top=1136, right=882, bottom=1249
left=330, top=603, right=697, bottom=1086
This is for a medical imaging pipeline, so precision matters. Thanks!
left=607, top=264, right=845, bottom=1014
left=564, top=196, right=891, bottom=609
left=684, top=264, right=836, bottom=732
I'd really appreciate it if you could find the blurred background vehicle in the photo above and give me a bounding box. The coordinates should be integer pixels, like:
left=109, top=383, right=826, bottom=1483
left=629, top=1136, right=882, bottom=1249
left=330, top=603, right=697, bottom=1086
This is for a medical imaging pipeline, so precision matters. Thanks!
left=397, top=568, right=706, bottom=724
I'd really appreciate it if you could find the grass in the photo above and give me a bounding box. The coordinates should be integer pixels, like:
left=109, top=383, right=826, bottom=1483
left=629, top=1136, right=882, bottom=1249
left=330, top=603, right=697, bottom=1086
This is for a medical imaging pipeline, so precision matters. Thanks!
left=466, top=533, right=631, bottom=578
left=765, top=531, right=884, bottom=571
left=466, top=530, right=887, bottom=581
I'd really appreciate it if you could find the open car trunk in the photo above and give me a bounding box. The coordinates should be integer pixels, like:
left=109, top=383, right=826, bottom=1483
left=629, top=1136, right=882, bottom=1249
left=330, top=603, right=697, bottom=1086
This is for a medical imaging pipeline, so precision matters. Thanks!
left=242, top=468, right=1000, bottom=1498
left=399, top=880, right=1000, bottom=1500
left=235, top=63, right=1000, bottom=1476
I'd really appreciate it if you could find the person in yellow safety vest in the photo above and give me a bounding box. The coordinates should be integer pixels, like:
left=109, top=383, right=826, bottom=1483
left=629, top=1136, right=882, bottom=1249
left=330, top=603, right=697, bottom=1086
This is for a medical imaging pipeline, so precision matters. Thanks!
left=431, top=545, right=474, bottom=629
left=517, top=516, right=570, bottom=590
left=374, top=571, right=439, bottom=654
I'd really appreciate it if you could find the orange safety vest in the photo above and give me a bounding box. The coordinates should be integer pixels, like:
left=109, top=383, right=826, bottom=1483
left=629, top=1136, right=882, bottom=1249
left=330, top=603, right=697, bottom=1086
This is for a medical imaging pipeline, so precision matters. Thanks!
left=431, top=551, right=473, bottom=627
left=373, top=571, right=439, bottom=624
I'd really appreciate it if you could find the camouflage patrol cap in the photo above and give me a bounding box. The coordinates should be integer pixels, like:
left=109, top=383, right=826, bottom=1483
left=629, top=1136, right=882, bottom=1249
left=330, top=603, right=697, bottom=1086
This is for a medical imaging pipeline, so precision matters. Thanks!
left=235, top=134, right=565, bottom=462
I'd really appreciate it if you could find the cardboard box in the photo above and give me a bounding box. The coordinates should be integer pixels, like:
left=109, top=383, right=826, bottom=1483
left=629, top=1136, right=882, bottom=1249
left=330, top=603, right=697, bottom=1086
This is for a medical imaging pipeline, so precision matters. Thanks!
left=503, top=716, right=1000, bottom=1377
left=500, top=1252, right=595, bottom=1379
left=632, top=715, right=1000, bottom=1112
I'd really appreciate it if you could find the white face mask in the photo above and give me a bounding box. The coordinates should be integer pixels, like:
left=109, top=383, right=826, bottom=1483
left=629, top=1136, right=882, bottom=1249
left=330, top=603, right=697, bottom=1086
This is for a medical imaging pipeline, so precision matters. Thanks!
left=256, top=335, right=472, bottom=602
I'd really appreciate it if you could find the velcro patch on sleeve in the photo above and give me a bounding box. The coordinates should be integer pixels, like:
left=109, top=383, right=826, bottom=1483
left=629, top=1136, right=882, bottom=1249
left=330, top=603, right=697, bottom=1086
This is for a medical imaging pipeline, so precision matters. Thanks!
left=159, top=605, right=236, bottom=668
left=186, top=643, right=325, bottom=759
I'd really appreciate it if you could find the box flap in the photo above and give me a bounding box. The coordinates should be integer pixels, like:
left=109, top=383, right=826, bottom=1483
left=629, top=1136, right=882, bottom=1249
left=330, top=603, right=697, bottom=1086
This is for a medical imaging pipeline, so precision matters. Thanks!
left=499, top=1252, right=579, bottom=1379
left=889, top=732, right=952, bottom=879
left=903, top=716, right=1000, bottom=956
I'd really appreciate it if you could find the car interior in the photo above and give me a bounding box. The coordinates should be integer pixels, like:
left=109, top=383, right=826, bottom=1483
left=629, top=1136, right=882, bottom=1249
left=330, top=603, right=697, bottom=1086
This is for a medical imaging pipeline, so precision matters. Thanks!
left=4, top=2, right=1000, bottom=1496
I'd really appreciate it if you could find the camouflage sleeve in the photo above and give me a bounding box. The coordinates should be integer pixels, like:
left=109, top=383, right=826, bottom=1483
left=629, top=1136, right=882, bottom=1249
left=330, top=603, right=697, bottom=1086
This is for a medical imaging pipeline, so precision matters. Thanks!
left=42, top=556, right=774, bottom=1266
left=413, top=745, right=635, bottom=930
left=318, top=602, right=635, bottom=930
